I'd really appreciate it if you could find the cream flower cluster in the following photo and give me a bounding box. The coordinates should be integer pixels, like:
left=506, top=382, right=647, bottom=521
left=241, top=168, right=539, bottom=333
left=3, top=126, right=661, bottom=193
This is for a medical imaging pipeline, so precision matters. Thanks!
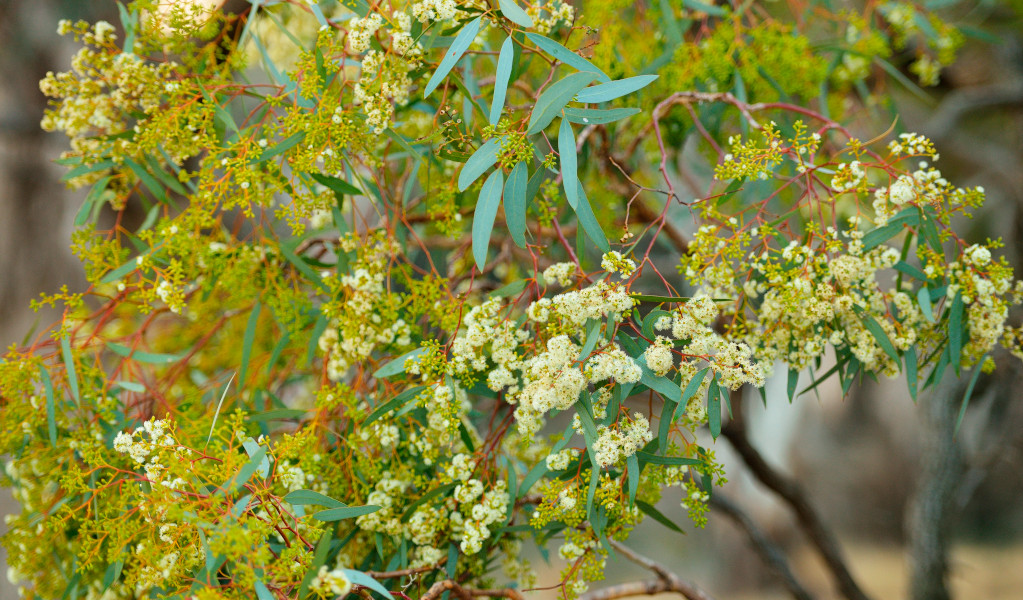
left=526, top=0, right=576, bottom=35
left=872, top=163, right=961, bottom=226
left=591, top=413, right=653, bottom=468
left=600, top=251, right=637, bottom=277
left=411, top=0, right=459, bottom=23
left=543, top=261, right=577, bottom=287
left=112, top=419, right=188, bottom=490
left=318, top=237, right=412, bottom=380
left=40, top=30, right=183, bottom=187
left=348, top=13, right=383, bottom=53
left=310, top=566, right=352, bottom=597
left=686, top=202, right=1022, bottom=379
left=643, top=337, right=674, bottom=376
left=358, top=467, right=508, bottom=557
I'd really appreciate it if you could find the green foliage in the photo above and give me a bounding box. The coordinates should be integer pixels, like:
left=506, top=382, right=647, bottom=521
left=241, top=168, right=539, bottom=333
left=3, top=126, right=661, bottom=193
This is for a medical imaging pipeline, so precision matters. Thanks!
left=3, top=1, right=1020, bottom=600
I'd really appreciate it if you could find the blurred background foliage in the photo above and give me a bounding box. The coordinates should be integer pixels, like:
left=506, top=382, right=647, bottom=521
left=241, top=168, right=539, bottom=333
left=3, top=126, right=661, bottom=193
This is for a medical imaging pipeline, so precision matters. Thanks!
left=1, top=0, right=1023, bottom=598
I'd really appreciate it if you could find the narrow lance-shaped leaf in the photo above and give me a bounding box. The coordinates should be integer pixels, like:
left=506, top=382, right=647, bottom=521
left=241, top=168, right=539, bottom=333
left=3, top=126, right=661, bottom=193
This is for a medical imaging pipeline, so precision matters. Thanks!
left=948, top=290, right=964, bottom=375
left=917, top=286, right=935, bottom=323
left=559, top=118, right=579, bottom=209
left=472, top=169, right=505, bottom=270
left=708, top=374, right=721, bottom=439
left=40, top=365, right=57, bottom=447
left=490, top=37, right=515, bottom=126
left=458, top=137, right=502, bottom=192
left=284, top=490, right=346, bottom=509
left=525, top=33, right=610, bottom=82
left=238, top=301, right=261, bottom=388
left=61, top=335, right=80, bottom=405
left=424, top=17, right=482, bottom=97
left=576, top=75, right=659, bottom=103
left=528, top=72, right=597, bottom=134
left=955, top=354, right=986, bottom=436
left=503, top=161, right=528, bottom=247
left=572, top=181, right=610, bottom=252
left=342, top=569, right=394, bottom=600
left=313, top=505, right=381, bottom=522
left=564, top=107, right=642, bottom=125
left=498, top=0, right=534, bottom=27
left=859, top=311, right=902, bottom=365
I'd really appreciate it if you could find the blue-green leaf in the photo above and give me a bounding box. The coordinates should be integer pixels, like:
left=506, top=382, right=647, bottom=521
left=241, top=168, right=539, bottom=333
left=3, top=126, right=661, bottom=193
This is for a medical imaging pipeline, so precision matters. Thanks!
left=525, top=33, right=610, bottom=82
left=342, top=569, right=394, bottom=599
left=424, top=17, right=482, bottom=97
left=857, top=309, right=901, bottom=365
left=503, top=162, right=528, bottom=247
left=572, top=182, right=610, bottom=252
left=708, top=374, right=721, bottom=439
left=682, top=0, right=726, bottom=17
left=559, top=118, right=579, bottom=209
left=490, top=37, right=515, bottom=126
left=918, top=286, right=935, bottom=323
left=254, top=131, right=305, bottom=164
left=254, top=580, right=274, bottom=600
left=472, top=169, right=505, bottom=270
left=373, top=347, right=429, bottom=379
left=238, top=301, right=261, bottom=388
left=681, top=368, right=709, bottom=404
left=313, top=505, right=381, bottom=522
left=498, top=0, right=534, bottom=27
left=949, top=290, right=964, bottom=374
left=284, top=490, right=345, bottom=509
left=564, top=107, right=642, bottom=125
left=634, top=451, right=702, bottom=467
left=458, top=137, right=502, bottom=192
left=106, top=342, right=183, bottom=364
left=100, top=258, right=140, bottom=285
left=225, top=446, right=267, bottom=492
left=578, top=319, right=603, bottom=361
left=75, top=175, right=112, bottom=227
left=40, top=365, right=57, bottom=447
left=626, top=453, right=639, bottom=506
left=637, top=499, right=684, bottom=533
left=364, top=386, right=426, bottom=426
left=955, top=353, right=986, bottom=435
left=527, top=72, right=598, bottom=134
left=576, top=75, right=659, bottom=103
left=310, top=172, right=361, bottom=198
left=60, top=336, right=80, bottom=405
left=787, top=368, right=799, bottom=402
left=905, top=346, right=918, bottom=401
left=861, top=209, right=919, bottom=251
left=115, top=380, right=145, bottom=393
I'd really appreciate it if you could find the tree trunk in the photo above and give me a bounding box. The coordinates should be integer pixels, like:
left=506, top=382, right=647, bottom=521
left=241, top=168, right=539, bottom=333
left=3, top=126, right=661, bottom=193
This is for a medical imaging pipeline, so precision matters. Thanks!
left=905, top=373, right=966, bottom=600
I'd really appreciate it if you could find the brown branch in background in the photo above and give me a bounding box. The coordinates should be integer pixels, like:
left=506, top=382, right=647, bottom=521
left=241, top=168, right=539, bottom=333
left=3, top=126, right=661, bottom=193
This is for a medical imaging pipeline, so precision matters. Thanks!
left=420, top=580, right=525, bottom=600
left=722, top=391, right=872, bottom=600
left=576, top=540, right=715, bottom=600
left=708, top=492, right=815, bottom=600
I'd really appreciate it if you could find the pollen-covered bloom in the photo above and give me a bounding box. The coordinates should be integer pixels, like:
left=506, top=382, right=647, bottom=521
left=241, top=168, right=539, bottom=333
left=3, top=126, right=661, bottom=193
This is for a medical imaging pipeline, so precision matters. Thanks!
left=310, top=566, right=352, bottom=597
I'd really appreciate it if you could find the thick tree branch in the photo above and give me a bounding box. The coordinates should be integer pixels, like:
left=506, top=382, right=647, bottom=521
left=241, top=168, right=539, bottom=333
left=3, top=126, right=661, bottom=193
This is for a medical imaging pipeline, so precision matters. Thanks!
left=722, top=393, right=871, bottom=600
left=709, top=491, right=815, bottom=600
